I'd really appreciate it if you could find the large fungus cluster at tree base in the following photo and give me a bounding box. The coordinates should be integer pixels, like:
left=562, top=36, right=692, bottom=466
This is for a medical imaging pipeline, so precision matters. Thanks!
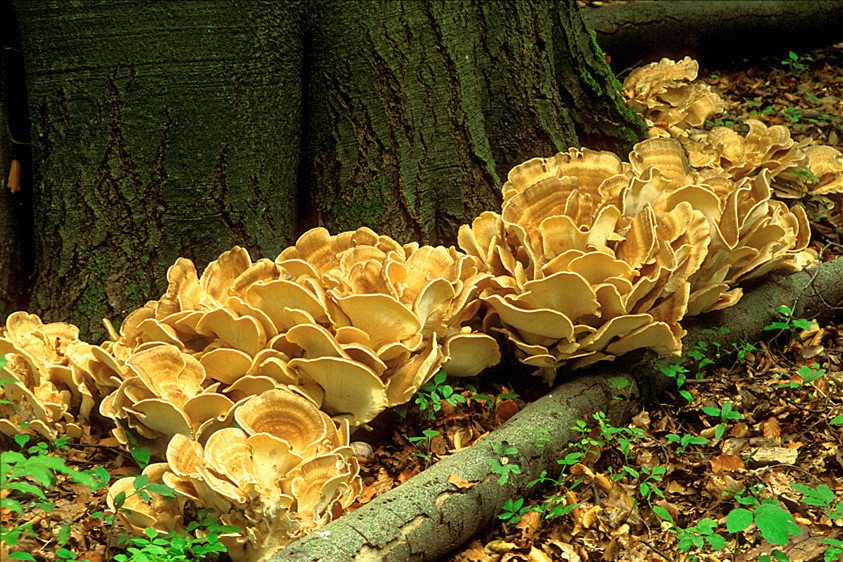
left=2, top=56, right=841, bottom=561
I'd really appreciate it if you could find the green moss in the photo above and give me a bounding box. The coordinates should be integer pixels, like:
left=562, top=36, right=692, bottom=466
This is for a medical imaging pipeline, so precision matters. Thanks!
left=333, top=174, right=389, bottom=229
left=580, top=68, right=603, bottom=97
left=124, top=281, right=151, bottom=308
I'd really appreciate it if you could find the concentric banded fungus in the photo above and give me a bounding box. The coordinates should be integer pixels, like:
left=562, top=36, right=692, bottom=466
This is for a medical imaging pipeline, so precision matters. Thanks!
left=0, top=312, right=120, bottom=439
left=275, top=227, right=500, bottom=409
left=623, top=56, right=724, bottom=138
left=148, top=388, right=361, bottom=562
left=100, top=230, right=498, bottom=431
left=460, top=138, right=812, bottom=381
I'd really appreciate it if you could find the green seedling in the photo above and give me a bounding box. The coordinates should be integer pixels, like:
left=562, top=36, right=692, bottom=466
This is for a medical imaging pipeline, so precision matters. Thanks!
left=665, top=432, right=709, bottom=454
left=113, top=509, right=240, bottom=562
left=701, top=400, right=744, bottom=440
left=498, top=497, right=530, bottom=523
left=408, top=429, right=440, bottom=465
left=414, top=369, right=466, bottom=420
left=654, top=508, right=726, bottom=560
left=1, top=432, right=110, bottom=558
left=791, top=482, right=843, bottom=520
left=726, top=498, right=801, bottom=546
left=780, top=50, right=812, bottom=73
left=489, top=442, right=521, bottom=485
left=764, top=305, right=813, bottom=340
left=776, top=363, right=826, bottom=390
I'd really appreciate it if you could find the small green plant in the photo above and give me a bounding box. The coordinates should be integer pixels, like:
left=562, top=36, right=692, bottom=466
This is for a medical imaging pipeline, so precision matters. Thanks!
left=498, top=497, right=531, bottom=523
left=488, top=442, right=521, bottom=485
left=408, top=428, right=440, bottom=465
left=619, top=463, right=666, bottom=503
left=783, top=105, right=802, bottom=124
left=654, top=508, right=726, bottom=561
left=533, top=427, right=551, bottom=450
left=112, top=509, right=240, bottom=562
left=780, top=50, right=812, bottom=73
left=776, top=363, right=827, bottom=391
left=0, top=433, right=110, bottom=559
left=821, top=538, right=843, bottom=562
left=764, top=305, right=813, bottom=340
left=665, top=432, right=710, bottom=454
left=726, top=498, right=802, bottom=546
left=413, top=370, right=466, bottom=420
left=701, top=400, right=744, bottom=440
left=791, top=482, right=843, bottom=521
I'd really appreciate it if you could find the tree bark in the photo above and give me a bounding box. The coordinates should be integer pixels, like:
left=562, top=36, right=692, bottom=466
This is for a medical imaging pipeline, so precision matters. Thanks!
left=14, top=1, right=304, bottom=338
left=272, top=256, right=843, bottom=561
left=301, top=0, right=645, bottom=245
left=582, top=0, right=843, bottom=73
left=0, top=3, right=31, bottom=316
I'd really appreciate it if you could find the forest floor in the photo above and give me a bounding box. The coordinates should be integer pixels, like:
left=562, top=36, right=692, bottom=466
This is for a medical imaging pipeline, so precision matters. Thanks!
left=3, top=36, right=843, bottom=562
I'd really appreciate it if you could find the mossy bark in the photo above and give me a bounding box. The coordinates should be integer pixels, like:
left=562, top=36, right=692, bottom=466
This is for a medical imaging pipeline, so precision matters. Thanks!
left=0, top=4, right=31, bottom=318
left=14, top=1, right=303, bottom=338
left=301, top=0, right=645, bottom=245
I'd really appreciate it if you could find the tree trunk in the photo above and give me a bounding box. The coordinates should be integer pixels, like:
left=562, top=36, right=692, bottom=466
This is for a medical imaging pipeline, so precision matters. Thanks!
left=272, top=256, right=843, bottom=561
left=14, top=1, right=304, bottom=338
left=0, top=3, right=31, bottom=316
left=301, top=0, right=645, bottom=245
left=582, top=0, right=843, bottom=72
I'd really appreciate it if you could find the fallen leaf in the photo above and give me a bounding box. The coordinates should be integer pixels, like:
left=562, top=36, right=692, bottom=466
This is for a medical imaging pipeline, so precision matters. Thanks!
left=517, top=511, right=542, bottom=542
left=485, top=539, right=518, bottom=554
left=709, top=454, right=745, bottom=472
left=762, top=416, right=782, bottom=439
left=448, top=474, right=476, bottom=491
left=494, top=399, right=520, bottom=424
left=398, top=466, right=420, bottom=483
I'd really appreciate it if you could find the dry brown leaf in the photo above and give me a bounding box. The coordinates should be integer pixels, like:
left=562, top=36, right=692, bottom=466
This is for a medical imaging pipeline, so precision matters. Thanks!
left=631, top=410, right=651, bottom=430
left=494, top=400, right=520, bottom=424
left=709, top=453, right=745, bottom=472
left=485, top=539, right=519, bottom=554
left=517, top=511, right=542, bottom=542
left=762, top=416, right=782, bottom=439
left=730, top=421, right=749, bottom=438
left=398, top=466, right=420, bottom=483
left=448, top=474, right=477, bottom=490
left=528, top=546, right=553, bottom=562
left=570, top=463, right=595, bottom=479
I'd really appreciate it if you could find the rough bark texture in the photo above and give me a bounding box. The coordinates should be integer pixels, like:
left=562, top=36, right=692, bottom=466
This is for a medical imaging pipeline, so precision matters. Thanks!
left=273, top=257, right=843, bottom=561
left=14, top=1, right=303, bottom=338
left=582, top=0, right=843, bottom=72
left=301, top=0, right=645, bottom=245
left=0, top=3, right=31, bottom=316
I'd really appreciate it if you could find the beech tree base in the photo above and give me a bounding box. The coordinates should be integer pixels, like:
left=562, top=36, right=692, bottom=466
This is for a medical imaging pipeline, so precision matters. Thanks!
left=272, top=256, right=843, bottom=562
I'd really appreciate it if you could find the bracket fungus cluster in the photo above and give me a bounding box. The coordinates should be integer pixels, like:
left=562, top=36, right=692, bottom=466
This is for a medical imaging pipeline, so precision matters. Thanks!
left=623, top=56, right=725, bottom=138
left=0, top=312, right=124, bottom=439
left=108, top=388, right=360, bottom=562
left=624, top=57, right=843, bottom=210
left=459, top=137, right=812, bottom=381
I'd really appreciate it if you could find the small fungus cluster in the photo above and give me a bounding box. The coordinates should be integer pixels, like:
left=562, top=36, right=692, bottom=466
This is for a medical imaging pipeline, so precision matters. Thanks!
left=0, top=56, right=837, bottom=561
left=624, top=57, right=843, bottom=208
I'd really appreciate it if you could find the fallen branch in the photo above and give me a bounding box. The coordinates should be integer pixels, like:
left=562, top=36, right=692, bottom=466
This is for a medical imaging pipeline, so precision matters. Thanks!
left=582, top=0, right=843, bottom=72
left=271, top=256, right=843, bottom=562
